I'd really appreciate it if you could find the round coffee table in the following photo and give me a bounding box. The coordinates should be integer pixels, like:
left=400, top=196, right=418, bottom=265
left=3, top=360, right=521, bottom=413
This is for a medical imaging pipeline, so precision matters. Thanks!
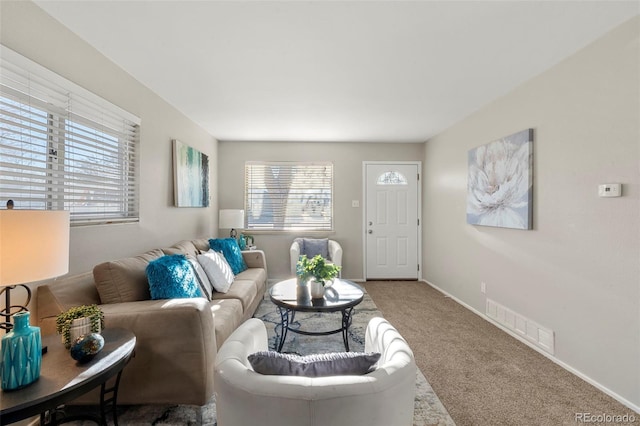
left=269, top=278, right=364, bottom=352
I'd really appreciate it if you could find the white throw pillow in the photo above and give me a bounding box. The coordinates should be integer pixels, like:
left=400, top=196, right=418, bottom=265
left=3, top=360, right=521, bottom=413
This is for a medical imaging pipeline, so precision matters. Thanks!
left=197, top=251, right=234, bottom=293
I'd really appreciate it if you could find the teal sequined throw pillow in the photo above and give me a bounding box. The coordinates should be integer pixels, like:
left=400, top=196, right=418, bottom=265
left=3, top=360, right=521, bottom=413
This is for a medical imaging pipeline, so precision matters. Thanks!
left=208, top=238, right=248, bottom=275
left=146, top=254, right=202, bottom=300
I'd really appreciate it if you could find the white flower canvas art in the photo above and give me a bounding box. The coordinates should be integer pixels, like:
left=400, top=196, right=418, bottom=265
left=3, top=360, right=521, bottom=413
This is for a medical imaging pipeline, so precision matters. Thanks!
left=467, top=129, right=533, bottom=230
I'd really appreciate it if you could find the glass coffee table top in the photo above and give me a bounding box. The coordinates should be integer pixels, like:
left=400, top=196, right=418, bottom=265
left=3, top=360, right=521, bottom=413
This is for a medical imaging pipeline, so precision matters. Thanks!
left=269, top=278, right=364, bottom=312
left=269, top=278, right=364, bottom=351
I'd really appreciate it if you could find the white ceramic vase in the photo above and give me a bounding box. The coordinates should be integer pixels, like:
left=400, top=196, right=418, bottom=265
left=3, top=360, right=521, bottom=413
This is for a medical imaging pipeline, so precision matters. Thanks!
left=65, top=317, right=101, bottom=347
left=309, top=279, right=325, bottom=299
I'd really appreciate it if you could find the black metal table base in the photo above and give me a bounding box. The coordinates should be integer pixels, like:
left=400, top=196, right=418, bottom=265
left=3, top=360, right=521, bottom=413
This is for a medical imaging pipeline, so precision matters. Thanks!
left=275, top=306, right=355, bottom=352
left=39, top=370, right=124, bottom=426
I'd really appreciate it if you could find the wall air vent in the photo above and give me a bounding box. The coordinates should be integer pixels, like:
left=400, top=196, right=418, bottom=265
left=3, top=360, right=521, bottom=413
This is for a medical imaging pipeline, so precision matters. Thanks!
left=486, top=298, right=555, bottom=355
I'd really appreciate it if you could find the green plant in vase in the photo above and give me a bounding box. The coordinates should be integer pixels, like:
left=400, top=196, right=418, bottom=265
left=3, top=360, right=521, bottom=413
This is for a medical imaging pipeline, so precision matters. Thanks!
left=56, top=304, right=104, bottom=349
left=296, top=254, right=341, bottom=286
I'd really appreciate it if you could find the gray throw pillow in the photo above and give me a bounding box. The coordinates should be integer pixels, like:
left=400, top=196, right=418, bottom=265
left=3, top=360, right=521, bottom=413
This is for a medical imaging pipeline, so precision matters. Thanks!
left=302, top=238, right=329, bottom=260
left=247, top=351, right=381, bottom=377
left=186, top=254, right=213, bottom=300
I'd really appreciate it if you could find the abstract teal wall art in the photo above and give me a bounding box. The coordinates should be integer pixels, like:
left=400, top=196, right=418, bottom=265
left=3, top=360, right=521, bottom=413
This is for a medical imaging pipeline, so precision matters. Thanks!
left=173, top=139, right=210, bottom=207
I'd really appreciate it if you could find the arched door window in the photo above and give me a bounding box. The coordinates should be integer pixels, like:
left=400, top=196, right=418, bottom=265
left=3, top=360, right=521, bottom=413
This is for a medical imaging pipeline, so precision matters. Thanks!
left=376, top=171, right=408, bottom=185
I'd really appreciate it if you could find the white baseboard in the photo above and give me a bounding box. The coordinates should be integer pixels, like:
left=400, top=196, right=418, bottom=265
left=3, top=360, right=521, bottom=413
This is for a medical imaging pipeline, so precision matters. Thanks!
left=421, top=279, right=640, bottom=414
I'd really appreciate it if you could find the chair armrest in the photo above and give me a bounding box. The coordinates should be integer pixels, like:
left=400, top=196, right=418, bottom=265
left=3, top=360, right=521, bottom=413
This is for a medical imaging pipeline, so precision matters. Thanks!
left=365, top=317, right=414, bottom=365
left=290, top=241, right=301, bottom=276
left=216, top=318, right=269, bottom=362
left=328, top=240, right=343, bottom=275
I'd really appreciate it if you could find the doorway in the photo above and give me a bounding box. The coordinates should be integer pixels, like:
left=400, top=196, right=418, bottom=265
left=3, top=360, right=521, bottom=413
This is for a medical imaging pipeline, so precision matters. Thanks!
left=363, top=162, right=421, bottom=280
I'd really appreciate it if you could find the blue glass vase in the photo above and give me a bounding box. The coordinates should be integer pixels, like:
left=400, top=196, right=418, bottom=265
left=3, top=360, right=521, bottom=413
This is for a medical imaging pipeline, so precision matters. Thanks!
left=1, top=311, right=42, bottom=390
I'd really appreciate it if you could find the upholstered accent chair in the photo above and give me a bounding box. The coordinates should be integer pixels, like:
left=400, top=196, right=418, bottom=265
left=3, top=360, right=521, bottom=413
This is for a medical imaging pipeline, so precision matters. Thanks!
left=214, top=317, right=416, bottom=426
left=290, top=238, right=343, bottom=277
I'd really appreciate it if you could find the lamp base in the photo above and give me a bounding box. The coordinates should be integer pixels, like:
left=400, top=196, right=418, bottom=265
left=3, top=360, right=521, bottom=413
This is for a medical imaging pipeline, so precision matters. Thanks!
left=0, top=284, right=32, bottom=332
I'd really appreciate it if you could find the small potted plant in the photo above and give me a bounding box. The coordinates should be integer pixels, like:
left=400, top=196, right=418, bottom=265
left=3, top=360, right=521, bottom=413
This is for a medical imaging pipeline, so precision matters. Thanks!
left=56, top=305, right=104, bottom=349
left=296, top=255, right=341, bottom=298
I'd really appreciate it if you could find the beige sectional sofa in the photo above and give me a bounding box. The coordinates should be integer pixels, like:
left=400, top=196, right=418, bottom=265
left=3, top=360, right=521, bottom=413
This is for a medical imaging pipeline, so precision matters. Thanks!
left=36, top=238, right=268, bottom=406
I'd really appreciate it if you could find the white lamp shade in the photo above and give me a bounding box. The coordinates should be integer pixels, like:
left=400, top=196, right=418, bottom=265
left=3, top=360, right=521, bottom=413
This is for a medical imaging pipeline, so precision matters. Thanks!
left=219, top=209, right=245, bottom=230
left=0, top=210, right=70, bottom=286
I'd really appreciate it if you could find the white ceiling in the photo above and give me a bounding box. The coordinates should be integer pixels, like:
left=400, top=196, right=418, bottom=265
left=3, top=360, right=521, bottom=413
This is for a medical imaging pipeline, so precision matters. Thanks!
left=34, top=1, right=639, bottom=143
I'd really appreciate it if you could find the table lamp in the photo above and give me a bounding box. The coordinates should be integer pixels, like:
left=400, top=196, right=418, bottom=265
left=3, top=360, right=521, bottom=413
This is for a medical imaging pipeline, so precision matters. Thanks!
left=0, top=209, right=70, bottom=390
left=219, top=209, right=244, bottom=239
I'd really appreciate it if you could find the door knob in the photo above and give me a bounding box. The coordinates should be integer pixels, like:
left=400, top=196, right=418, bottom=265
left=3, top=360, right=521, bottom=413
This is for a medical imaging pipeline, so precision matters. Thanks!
left=368, top=221, right=373, bottom=226
left=368, top=230, right=373, bottom=234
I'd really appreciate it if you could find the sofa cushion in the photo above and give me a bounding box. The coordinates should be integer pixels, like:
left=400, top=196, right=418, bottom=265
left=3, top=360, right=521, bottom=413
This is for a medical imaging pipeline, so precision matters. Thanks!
left=211, top=279, right=258, bottom=313
left=191, top=239, right=211, bottom=253
left=197, top=251, right=234, bottom=293
left=234, top=268, right=267, bottom=287
left=93, top=249, right=165, bottom=304
left=210, top=299, right=243, bottom=350
left=209, top=238, right=247, bottom=275
left=169, top=240, right=199, bottom=257
left=247, top=351, right=381, bottom=377
left=160, top=247, right=185, bottom=256
left=146, top=254, right=202, bottom=300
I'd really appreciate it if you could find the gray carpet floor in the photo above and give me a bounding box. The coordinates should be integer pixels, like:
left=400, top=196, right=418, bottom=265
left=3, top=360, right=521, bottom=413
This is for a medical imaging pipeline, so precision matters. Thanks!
left=65, top=288, right=453, bottom=425
left=363, top=281, right=638, bottom=426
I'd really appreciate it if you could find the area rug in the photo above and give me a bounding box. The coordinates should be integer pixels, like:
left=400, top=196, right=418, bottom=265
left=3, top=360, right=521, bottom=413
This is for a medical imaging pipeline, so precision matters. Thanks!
left=68, top=291, right=455, bottom=426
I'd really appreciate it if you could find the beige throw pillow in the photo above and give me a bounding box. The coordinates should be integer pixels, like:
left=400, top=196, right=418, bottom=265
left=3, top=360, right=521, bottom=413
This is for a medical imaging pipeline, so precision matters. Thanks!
left=93, top=249, right=164, bottom=304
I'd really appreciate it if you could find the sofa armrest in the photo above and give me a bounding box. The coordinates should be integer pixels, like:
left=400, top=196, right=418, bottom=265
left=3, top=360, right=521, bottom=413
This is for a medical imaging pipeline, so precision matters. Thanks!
left=242, top=249, right=267, bottom=272
left=100, top=298, right=216, bottom=405
left=99, top=298, right=215, bottom=344
left=37, top=273, right=102, bottom=335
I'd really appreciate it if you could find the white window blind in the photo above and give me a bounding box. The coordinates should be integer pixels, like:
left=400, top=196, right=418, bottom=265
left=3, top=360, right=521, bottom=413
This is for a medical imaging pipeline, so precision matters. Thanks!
left=0, top=46, right=140, bottom=225
left=245, top=161, right=333, bottom=231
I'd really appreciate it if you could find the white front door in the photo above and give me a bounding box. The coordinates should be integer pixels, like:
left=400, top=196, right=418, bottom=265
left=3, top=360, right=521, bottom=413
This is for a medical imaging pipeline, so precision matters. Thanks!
left=364, top=162, right=420, bottom=280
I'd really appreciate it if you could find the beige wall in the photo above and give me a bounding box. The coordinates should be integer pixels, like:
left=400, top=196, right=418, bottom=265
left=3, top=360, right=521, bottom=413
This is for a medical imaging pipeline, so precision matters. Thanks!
left=4, top=0, right=637, bottom=411
left=1, top=0, right=219, bottom=277
left=218, top=141, right=423, bottom=280
left=423, top=16, right=639, bottom=408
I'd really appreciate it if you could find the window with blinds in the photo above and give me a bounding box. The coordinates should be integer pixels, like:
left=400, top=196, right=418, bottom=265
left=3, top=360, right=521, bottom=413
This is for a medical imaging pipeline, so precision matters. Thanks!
left=245, top=161, right=333, bottom=231
left=0, top=46, right=140, bottom=225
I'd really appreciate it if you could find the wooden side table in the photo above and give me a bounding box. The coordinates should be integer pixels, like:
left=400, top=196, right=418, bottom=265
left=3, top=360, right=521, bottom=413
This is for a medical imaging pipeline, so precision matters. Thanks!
left=0, top=327, right=136, bottom=426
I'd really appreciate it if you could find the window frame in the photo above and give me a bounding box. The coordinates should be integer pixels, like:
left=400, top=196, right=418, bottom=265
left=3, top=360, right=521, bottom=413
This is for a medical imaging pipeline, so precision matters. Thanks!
left=0, top=45, right=141, bottom=226
left=244, top=161, right=334, bottom=233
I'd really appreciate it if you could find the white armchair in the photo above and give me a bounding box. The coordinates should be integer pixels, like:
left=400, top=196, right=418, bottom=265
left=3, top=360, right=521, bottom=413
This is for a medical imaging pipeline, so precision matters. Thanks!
left=290, top=238, right=343, bottom=276
left=214, top=317, right=416, bottom=426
